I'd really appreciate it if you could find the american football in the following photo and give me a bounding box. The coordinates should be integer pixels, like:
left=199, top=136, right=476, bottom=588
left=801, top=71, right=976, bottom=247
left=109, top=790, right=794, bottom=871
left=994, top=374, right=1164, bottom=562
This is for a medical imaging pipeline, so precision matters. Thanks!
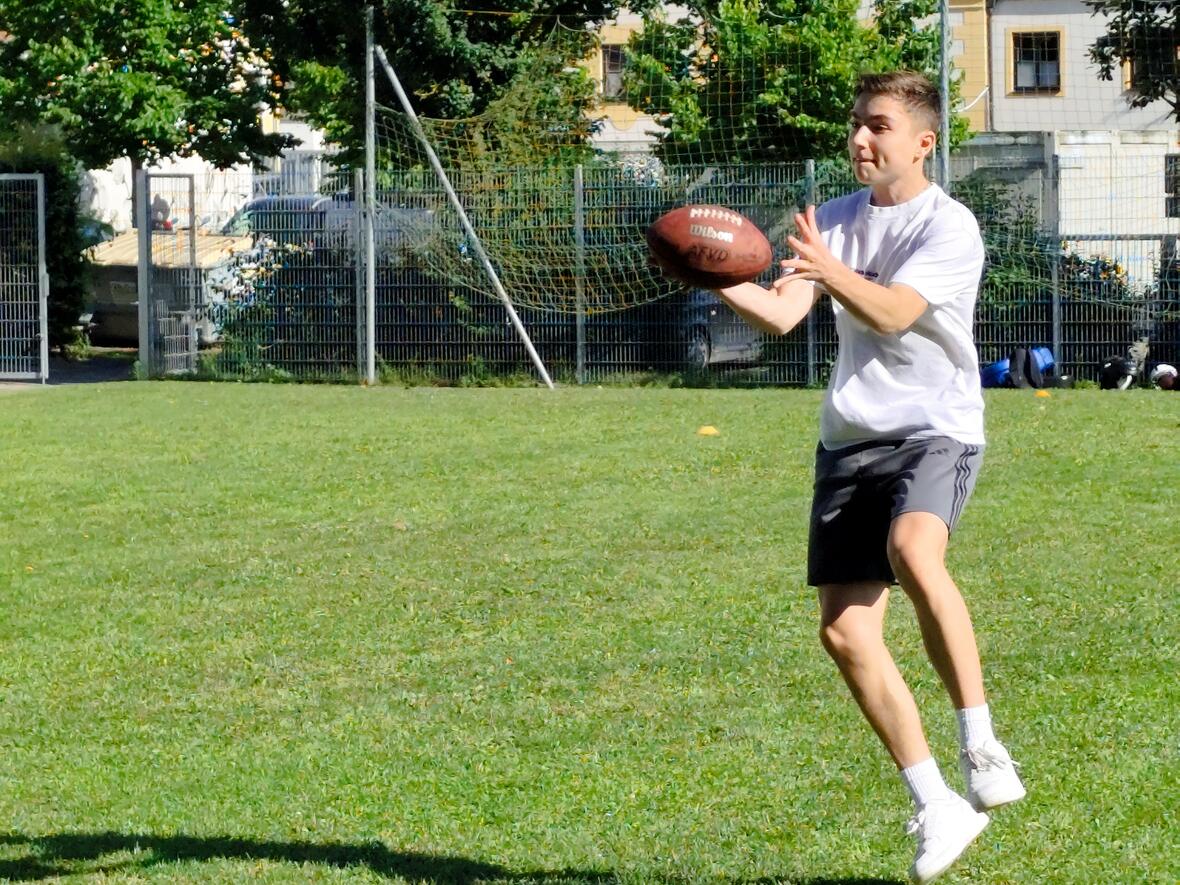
left=646, top=205, right=772, bottom=288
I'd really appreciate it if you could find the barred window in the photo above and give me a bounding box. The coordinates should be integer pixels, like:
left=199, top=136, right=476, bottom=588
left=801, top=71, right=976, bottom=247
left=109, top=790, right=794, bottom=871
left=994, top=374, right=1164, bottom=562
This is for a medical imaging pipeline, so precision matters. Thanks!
left=1013, top=32, right=1061, bottom=93
left=602, top=45, right=625, bottom=100
left=1127, top=32, right=1178, bottom=95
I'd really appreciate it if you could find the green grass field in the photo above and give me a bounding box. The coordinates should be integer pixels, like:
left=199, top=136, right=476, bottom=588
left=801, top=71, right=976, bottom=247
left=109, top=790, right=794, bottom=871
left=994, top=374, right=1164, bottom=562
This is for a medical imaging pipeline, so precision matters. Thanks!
left=0, top=382, right=1176, bottom=884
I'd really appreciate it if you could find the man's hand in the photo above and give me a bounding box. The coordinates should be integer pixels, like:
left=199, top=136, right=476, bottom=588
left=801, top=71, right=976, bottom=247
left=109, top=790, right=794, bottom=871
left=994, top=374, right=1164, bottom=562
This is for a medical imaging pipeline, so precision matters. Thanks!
left=781, top=205, right=845, bottom=287
left=779, top=203, right=928, bottom=335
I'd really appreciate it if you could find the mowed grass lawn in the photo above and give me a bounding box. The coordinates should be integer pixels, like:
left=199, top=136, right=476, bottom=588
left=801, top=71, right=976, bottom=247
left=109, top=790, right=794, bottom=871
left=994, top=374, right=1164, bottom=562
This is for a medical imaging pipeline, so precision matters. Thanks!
left=0, top=382, right=1176, bottom=884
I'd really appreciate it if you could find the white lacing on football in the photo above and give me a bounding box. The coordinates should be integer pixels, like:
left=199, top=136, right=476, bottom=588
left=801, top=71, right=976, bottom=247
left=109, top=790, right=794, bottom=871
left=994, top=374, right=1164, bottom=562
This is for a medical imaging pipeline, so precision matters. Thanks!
left=688, top=207, right=743, bottom=227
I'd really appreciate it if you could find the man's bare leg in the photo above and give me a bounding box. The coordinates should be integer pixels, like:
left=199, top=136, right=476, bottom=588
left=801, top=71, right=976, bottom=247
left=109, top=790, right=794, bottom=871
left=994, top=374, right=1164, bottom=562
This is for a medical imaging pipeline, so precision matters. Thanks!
left=819, top=577, right=991, bottom=884
left=888, top=510, right=1025, bottom=815
left=818, top=581, right=931, bottom=768
left=887, top=511, right=985, bottom=709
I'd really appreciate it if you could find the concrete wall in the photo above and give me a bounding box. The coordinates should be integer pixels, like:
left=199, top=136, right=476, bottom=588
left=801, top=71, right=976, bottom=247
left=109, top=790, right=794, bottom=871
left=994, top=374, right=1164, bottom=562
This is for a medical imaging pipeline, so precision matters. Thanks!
left=961, top=129, right=1179, bottom=289
left=1052, top=129, right=1179, bottom=288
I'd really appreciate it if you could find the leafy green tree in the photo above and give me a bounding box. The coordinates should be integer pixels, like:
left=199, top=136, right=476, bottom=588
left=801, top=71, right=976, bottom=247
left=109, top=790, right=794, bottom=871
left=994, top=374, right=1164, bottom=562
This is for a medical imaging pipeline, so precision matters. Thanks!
left=1087, top=0, right=1178, bottom=120
left=240, top=0, right=661, bottom=162
left=0, top=0, right=290, bottom=169
left=622, top=0, right=965, bottom=165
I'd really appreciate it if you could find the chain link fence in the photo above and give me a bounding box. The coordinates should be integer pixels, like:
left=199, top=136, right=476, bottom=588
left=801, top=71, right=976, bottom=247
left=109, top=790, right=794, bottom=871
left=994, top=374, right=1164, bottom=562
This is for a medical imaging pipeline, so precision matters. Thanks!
left=124, top=153, right=1178, bottom=385
left=0, top=174, right=48, bottom=382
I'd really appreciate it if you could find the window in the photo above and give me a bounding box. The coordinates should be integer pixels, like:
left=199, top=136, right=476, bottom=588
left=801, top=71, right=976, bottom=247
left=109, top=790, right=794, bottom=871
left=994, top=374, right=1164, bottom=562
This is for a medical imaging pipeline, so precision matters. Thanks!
left=1012, top=32, right=1061, bottom=93
left=1167, top=154, right=1180, bottom=219
left=602, top=45, right=625, bottom=100
left=1127, top=33, right=1179, bottom=94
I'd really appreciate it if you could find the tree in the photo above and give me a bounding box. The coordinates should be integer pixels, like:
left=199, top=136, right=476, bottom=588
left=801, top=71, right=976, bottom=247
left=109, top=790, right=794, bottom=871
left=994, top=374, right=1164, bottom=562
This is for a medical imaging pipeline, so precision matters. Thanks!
left=622, top=0, right=966, bottom=165
left=0, top=0, right=291, bottom=170
left=239, top=0, right=662, bottom=162
left=1087, top=0, right=1179, bottom=120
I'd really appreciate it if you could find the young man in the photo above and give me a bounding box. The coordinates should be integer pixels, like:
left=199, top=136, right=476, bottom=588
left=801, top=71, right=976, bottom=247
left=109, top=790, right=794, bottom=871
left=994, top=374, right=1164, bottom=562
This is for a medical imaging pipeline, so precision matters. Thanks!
left=713, top=72, right=1025, bottom=884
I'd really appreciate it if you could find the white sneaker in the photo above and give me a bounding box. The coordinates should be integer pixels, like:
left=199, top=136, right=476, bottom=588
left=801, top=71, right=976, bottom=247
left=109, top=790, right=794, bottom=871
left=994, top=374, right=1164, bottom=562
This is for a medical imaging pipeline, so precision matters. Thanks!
left=961, top=739, right=1027, bottom=811
left=907, top=793, right=989, bottom=884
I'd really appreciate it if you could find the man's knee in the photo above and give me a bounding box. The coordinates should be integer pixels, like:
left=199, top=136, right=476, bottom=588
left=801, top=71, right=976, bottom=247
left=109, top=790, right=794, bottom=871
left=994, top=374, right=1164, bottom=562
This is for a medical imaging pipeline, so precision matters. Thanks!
left=819, top=612, right=883, bottom=666
left=818, top=582, right=889, bottom=665
left=887, top=538, right=927, bottom=583
left=825, top=623, right=887, bottom=670
left=820, top=621, right=856, bottom=664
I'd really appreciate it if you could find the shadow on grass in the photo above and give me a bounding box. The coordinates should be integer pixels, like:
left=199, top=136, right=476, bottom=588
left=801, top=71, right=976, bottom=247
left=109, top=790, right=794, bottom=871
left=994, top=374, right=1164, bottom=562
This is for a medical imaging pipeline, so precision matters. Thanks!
left=0, top=831, right=904, bottom=884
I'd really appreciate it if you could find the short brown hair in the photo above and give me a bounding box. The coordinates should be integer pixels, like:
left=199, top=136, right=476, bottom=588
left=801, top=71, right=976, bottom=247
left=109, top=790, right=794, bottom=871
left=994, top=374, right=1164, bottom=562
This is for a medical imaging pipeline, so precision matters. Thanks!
left=855, top=71, right=940, bottom=132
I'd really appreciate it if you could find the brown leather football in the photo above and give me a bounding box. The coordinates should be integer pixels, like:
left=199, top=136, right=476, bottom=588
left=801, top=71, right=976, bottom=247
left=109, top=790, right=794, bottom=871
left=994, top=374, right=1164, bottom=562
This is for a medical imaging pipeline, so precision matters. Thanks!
left=647, top=205, right=772, bottom=288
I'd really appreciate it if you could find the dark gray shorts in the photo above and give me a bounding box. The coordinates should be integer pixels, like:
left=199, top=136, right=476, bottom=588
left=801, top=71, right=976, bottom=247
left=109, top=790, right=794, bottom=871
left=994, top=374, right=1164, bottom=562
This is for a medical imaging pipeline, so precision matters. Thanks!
left=807, top=436, right=984, bottom=587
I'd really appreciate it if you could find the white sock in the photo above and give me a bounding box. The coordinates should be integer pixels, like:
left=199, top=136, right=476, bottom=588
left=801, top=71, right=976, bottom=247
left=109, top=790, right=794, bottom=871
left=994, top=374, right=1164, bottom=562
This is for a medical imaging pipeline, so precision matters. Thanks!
left=957, top=703, right=996, bottom=748
left=900, top=757, right=952, bottom=808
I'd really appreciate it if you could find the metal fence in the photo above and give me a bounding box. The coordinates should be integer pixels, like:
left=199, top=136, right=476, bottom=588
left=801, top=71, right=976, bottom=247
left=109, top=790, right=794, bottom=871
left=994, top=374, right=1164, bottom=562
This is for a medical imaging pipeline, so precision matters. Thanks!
left=0, top=174, right=48, bottom=382
left=129, top=155, right=1179, bottom=386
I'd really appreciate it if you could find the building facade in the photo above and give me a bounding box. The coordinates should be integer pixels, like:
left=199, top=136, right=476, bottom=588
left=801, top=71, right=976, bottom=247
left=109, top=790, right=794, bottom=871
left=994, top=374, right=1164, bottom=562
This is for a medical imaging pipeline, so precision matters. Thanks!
left=980, top=0, right=1177, bottom=288
left=584, top=2, right=1177, bottom=288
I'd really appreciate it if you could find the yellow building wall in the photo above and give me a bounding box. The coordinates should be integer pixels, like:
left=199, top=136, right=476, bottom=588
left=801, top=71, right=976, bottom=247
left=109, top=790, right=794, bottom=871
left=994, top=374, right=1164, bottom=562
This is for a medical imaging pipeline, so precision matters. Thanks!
left=588, top=21, right=647, bottom=130
left=951, top=0, right=989, bottom=132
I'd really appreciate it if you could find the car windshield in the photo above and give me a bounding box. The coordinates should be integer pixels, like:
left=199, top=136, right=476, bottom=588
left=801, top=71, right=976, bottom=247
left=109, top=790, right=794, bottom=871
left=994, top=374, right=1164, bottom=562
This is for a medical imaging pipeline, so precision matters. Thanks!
left=220, top=197, right=329, bottom=238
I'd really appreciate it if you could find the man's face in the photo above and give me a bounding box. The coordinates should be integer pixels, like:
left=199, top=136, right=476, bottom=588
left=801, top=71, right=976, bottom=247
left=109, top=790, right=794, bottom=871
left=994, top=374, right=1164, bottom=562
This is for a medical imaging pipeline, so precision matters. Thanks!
left=847, top=93, right=934, bottom=187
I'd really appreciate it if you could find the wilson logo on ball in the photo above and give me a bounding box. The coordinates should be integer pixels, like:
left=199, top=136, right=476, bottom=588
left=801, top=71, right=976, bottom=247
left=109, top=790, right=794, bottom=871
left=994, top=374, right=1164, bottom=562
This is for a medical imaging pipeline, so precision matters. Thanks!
left=689, top=224, right=735, bottom=243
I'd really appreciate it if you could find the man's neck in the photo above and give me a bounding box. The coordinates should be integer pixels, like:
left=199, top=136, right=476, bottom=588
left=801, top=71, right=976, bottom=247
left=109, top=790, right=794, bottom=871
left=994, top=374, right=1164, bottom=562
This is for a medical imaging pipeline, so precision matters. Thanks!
left=870, top=174, right=931, bottom=207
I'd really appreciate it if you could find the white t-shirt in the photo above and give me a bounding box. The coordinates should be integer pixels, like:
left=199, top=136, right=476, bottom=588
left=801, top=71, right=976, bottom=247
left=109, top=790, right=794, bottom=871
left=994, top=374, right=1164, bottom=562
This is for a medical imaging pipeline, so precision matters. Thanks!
left=815, top=183, right=986, bottom=449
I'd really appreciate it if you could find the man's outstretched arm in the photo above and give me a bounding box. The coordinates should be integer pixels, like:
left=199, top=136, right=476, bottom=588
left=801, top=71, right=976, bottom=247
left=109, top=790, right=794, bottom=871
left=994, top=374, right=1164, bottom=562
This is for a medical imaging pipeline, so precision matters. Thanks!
left=713, top=272, right=820, bottom=336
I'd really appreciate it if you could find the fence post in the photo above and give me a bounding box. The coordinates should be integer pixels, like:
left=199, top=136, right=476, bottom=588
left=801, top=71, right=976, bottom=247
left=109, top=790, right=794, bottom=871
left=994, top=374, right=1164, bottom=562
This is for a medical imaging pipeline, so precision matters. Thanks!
left=354, top=167, right=366, bottom=380
left=364, top=5, right=377, bottom=384
left=574, top=164, right=587, bottom=384
left=1050, top=245, right=1062, bottom=367
left=135, top=168, right=152, bottom=377
left=35, top=174, right=49, bottom=383
left=187, top=174, right=199, bottom=367
left=805, top=159, right=817, bottom=387
left=938, top=0, right=951, bottom=189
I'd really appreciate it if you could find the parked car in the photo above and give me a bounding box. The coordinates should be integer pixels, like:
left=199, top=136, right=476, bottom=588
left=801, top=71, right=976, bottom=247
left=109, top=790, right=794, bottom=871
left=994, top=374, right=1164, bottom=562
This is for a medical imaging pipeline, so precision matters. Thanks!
left=206, top=196, right=445, bottom=366
left=219, top=194, right=435, bottom=258
left=680, top=288, right=764, bottom=369
left=85, top=228, right=253, bottom=346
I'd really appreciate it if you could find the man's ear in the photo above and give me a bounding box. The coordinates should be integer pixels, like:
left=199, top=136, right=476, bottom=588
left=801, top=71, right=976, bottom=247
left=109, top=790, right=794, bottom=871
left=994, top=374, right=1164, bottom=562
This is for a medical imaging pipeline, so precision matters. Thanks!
left=916, top=129, right=936, bottom=161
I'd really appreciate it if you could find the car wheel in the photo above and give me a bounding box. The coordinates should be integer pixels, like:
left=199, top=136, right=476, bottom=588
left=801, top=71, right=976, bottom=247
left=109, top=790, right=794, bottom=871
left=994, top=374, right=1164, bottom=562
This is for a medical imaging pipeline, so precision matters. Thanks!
left=686, top=328, right=710, bottom=371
